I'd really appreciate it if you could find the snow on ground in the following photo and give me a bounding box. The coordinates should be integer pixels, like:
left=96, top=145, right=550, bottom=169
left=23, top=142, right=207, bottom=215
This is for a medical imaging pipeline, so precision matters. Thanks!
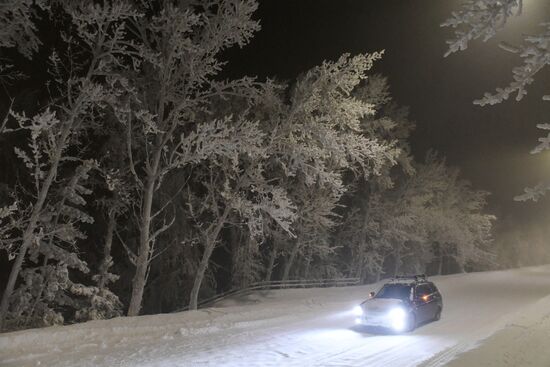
left=443, top=288, right=550, bottom=367
left=2, top=265, right=550, bottom=367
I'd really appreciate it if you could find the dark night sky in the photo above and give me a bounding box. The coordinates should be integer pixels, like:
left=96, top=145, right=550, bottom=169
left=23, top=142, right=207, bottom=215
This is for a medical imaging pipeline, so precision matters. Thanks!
left=224, top=0, right=550, bottom=238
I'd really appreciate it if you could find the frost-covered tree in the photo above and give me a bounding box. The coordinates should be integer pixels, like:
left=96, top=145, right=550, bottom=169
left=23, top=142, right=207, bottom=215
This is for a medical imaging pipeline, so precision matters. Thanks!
left=338, top=75, right=414, bottom=282
left=354, top=74, right=415, bottom=183
left=364, top=167, right=436, bottom=278
left=279, top=184, right=339, bottom=281
left=262, top=53, right=398, bottom=281
left=443, top=0, right=550, bottom=200
left=342, top=150, right=495, bottom=281
left=229, top=225, right=263, bottom=289
left=185, top=152, right=296, bottom=309
left=177, top=93, right=297, bottom=309
left=6, top=161, right=103, bottom=329
left=0, top=0, right=45, bottom=58
left=417, top=154, right=495, bottom=274
left=0, top=0, right=47, bottom=85
left=0, top=2, right=140, bottom=330
left=443, top=0, right=522, bottom=59
left=113, top=0, right=287, bottom=315
left=78, top=171, right=130, bottom=321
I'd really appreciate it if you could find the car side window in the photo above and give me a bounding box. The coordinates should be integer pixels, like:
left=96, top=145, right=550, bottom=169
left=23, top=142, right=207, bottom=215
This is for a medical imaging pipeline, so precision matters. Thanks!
left=428, top=283, right=438, bottom=294
left=415, top=284, right=429, bottom=298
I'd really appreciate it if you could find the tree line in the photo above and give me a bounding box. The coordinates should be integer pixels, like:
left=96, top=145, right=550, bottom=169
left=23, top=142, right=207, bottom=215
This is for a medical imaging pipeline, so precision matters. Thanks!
left=0, top=0, right=495, bottom=331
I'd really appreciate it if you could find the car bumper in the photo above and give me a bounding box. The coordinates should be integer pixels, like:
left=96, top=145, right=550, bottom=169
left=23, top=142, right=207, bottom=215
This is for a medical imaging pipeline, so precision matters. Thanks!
left=355, top=314, right=392, bottom=327
left=355, top=310, right=410, bottom=332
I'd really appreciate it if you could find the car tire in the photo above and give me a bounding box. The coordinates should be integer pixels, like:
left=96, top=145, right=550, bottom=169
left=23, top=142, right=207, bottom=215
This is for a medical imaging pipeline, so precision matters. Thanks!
left=405, top=313, right=416, bottom=332
left=434, top=307, right=442, bottom=321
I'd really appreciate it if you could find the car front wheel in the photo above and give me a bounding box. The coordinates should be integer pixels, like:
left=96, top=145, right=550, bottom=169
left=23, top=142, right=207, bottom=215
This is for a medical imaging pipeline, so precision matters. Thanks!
left=434, top=307, right=442, bottom=321
left=405, top=313, right=416, bottom=332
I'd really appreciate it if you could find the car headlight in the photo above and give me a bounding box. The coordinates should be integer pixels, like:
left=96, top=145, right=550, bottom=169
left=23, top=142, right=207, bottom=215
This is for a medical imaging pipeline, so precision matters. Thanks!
left=388, top=307, right=406, bottom=319
left=388, top=307, right=407, bottom=331
left=353, top=306, right=363, bottom=316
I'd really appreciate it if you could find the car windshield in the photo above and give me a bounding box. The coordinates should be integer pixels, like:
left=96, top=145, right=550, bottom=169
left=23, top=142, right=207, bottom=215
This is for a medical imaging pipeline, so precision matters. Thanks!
left=375, top=284, right=411, bottom=300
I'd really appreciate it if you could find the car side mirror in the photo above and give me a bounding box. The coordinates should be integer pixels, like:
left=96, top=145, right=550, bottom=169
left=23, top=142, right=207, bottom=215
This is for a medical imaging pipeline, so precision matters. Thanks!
left=369, top=291, right=375, bottom=298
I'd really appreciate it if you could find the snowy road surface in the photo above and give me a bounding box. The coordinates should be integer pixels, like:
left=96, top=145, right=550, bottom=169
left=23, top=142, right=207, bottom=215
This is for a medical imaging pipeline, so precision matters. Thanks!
left=2, top=266, right=550, bottom=366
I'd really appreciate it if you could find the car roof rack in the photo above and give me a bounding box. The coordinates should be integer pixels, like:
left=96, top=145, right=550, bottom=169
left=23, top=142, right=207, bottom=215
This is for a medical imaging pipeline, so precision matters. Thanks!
left=389, top=274, right=427, bottom=283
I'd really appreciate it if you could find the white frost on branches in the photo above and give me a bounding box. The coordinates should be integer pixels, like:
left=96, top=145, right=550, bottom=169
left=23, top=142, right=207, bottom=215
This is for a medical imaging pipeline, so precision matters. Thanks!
left=0, top=0, right=47, bottom=58
left=442, top=0, right=522, bottom=57
left=444, top=0, right=550, bottom=201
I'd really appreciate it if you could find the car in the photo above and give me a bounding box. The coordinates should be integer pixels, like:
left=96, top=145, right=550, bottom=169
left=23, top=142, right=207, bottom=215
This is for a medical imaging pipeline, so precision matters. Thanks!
left=353, top=274, right=443, bottom=332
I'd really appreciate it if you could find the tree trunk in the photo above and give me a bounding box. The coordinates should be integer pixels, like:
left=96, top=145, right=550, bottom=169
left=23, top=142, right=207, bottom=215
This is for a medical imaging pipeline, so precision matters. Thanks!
left=393, top=243, right=401, bottom=277
left=229, top=224, right=243, bottom=288
left=127, top=80, right=170, bottom=316
left=282, top=241, right=299, bottom=282
left=355, top=253, right=365, bottom=283
left=358, top=200, right=369, bottom=283
left=264, top=242, right=278, bottom=282
left=127, top=175, right=156, bottom=316
left=437, top=252, right=444, bottom=276
left=25, top=255, right=50, bottom=325
left=242, top=235, right=253, bottom=289
left=98, top=211, right=116, bottom=290
left=0, top=125, right=71, bottom=331
left=188, top=206, right=230, bottom=310
left=303, top=248, right=312, bottom=279
left=375, top=267, right=382, bottom=282
left=456, top=260, right=465, bottom=273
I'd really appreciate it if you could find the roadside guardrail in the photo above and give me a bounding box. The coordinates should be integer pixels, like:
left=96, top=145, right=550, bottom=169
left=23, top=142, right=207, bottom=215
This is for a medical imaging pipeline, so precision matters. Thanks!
left=176, top=277, right=360, bottom=311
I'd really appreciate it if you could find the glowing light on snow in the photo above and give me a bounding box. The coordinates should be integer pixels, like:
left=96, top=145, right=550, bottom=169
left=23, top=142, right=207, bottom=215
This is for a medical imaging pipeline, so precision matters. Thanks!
left=352, top=306, right=363, bottom=316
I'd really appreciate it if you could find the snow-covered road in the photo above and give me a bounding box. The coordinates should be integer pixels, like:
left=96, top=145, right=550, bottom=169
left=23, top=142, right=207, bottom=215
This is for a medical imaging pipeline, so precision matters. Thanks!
left=2, top=265, right=550, bottom=367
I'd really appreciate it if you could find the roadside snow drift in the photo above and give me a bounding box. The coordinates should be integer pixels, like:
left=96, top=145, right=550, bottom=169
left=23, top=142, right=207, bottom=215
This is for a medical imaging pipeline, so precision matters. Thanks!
left=2, top=265, right=550, bottom=367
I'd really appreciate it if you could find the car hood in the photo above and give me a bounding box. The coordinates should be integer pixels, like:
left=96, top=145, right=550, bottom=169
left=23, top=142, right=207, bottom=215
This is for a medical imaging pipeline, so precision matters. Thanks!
left=361, top=298, right=405, bottom=313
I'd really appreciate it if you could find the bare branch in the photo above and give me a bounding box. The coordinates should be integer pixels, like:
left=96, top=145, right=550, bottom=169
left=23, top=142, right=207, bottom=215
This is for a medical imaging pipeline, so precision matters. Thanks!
left=115, top=228, right=137, bottom=266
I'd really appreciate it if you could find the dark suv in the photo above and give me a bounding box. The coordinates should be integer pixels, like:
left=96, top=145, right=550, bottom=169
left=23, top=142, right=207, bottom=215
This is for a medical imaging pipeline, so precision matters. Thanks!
left=353, top=275, right=443, bottom=332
